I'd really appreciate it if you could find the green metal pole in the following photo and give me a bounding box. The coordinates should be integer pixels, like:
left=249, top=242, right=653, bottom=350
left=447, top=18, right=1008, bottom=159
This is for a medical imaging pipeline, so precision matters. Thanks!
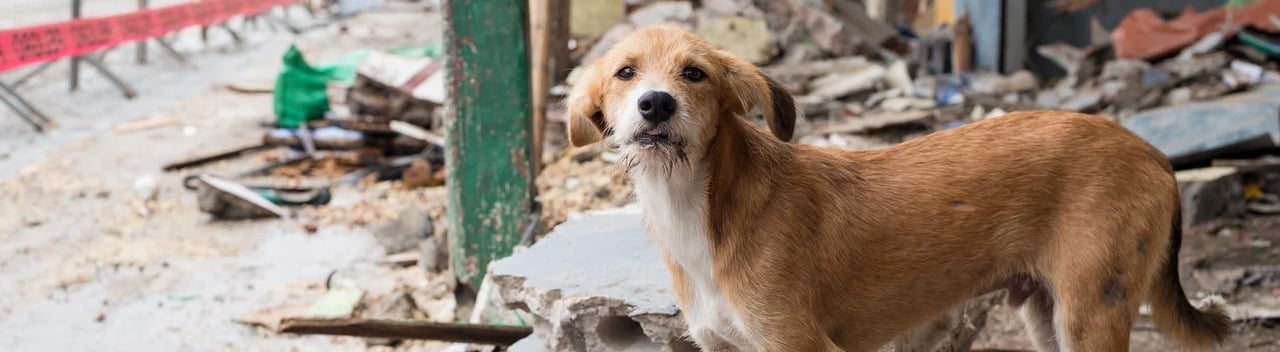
left=444, top=0, right=534, bottom=288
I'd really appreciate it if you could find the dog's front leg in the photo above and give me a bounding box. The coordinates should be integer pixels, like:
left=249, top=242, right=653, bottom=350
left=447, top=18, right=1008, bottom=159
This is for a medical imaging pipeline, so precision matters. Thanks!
left=689, top=327, right=740, bottom=352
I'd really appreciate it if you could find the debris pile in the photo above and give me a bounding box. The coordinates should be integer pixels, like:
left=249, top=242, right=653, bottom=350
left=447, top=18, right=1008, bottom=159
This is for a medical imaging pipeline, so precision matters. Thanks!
left=551, top=0, right=1280, bottom=157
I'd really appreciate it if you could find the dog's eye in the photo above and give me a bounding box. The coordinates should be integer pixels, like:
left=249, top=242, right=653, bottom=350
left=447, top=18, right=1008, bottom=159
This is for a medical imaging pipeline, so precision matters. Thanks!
left=681, top=67, right=706, bottom=82
left=615, top=66, right=636, bottom=80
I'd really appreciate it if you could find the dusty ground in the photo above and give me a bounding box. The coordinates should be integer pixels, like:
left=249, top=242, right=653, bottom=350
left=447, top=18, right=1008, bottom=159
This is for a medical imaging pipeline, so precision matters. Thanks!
left=0, top=2, right=458, bottom=351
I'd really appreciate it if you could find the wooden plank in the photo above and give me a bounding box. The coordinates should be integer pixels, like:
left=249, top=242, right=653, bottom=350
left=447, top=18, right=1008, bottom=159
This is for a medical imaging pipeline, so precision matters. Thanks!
left=279, top=318, right=532, bottom=346
left=444, top=0, right=535, bottom=288
left=547, top=0, right=571, bottom=83
left=1000, top=0, right=1027, bottom=74
left=530, top=0, right=549, bottom=175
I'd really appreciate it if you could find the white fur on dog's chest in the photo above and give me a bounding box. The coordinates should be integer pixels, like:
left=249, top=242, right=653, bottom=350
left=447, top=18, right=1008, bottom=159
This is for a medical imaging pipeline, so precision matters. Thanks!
left=635, top=169, right=753, bottom=350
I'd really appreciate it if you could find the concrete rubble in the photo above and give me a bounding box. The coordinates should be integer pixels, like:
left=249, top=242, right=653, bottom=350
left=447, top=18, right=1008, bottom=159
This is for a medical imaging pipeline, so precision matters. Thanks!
left=492, top=206, right=999, bottom=352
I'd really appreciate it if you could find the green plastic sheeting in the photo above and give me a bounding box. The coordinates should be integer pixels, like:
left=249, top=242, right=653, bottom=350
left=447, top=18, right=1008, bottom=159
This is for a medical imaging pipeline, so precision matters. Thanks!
left=272, top=44, right=441, bottom=128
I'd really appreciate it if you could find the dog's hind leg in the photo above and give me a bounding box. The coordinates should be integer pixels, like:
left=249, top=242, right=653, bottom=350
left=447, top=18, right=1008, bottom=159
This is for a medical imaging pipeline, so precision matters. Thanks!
left=1040, top=228, right=1159, bottom=352
left=1018, top=284, right=1060, bottom=352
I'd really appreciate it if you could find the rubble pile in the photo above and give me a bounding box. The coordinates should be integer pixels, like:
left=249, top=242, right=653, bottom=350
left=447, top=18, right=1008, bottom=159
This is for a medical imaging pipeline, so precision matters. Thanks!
left=550, top=0, right=1280, bottom=158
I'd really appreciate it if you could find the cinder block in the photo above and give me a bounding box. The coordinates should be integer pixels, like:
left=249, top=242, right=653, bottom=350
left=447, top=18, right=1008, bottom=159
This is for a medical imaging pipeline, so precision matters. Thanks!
left=1176, top=166, right=1244, bottom=229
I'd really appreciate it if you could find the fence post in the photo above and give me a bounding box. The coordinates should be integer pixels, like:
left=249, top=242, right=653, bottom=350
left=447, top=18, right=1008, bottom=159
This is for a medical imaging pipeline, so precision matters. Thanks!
left=70, top=0, right=82, bottom=91
left=137, top=0, right=149, bottom=64
left=443, top=0, right=534, bottom=288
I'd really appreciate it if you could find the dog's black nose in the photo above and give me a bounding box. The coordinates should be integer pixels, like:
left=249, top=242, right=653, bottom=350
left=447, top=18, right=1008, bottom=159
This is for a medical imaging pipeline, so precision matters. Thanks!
left=638, top=91, right=677, bottom=123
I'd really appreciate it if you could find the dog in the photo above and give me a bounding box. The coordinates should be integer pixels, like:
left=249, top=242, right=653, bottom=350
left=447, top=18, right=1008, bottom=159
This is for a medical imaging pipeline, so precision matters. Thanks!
left=565, top=26, right=1230, bottom=352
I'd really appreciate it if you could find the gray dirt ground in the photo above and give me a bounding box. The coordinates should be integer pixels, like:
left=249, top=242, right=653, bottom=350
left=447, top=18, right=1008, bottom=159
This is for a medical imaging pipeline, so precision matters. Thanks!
left=0, top=3, right=451, bottom=351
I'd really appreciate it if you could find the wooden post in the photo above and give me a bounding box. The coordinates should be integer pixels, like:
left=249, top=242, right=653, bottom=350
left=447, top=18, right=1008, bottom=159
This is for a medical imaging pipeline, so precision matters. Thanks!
left=528, top=0, right=570, bottom=174
left=443, top=0, right=535, bottom=288
left=530, top=0, right=548, bottom=174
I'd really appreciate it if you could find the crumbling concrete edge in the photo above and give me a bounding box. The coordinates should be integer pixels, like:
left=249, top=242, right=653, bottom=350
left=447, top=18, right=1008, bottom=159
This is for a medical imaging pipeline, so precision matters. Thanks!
left=492, top=274, right=689, bottom=351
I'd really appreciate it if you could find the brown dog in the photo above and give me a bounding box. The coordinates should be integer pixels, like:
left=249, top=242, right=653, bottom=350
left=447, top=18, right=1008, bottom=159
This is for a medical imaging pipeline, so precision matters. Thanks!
left=565, top=26, right=1230, bottom=352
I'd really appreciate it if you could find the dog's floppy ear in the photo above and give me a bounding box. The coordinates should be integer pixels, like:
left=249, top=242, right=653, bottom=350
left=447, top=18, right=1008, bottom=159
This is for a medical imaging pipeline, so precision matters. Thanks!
left=565, top=64, right=607, bottom=147
left=718, top=53, right=797, bottom=142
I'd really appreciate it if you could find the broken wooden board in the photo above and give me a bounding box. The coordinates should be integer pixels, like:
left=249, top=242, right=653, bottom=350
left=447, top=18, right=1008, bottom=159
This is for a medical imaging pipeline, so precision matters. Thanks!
left=279, top=318, right=532, bottom=346
left=809, top=110, right=934, bottom=135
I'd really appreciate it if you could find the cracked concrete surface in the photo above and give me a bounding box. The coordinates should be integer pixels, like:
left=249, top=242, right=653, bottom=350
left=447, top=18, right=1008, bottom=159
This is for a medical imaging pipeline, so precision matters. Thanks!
left=493, top=205, right=995, bottom=352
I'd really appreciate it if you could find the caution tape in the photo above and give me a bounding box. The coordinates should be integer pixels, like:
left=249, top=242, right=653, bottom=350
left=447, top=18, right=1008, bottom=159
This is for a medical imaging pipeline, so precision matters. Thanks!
left=0, top=0, right=302, bottom=72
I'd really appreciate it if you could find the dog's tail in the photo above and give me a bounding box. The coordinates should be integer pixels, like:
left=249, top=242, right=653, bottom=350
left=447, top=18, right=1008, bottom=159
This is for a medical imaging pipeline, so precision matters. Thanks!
left=1149, top=202, right=1231, bottom=349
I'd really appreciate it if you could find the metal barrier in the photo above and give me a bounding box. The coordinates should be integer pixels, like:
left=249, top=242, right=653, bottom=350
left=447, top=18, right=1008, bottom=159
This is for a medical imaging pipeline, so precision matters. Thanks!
left=0, top=0, right=308, bottom=131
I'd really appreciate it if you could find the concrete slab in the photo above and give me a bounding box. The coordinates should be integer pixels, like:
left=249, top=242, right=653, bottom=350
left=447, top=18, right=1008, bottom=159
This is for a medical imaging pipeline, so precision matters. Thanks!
left=1122, top=85, right=1280, bottom=168
left=492, top=205, right=998, bottom=352
left=490, top=205, right=689, bottom=352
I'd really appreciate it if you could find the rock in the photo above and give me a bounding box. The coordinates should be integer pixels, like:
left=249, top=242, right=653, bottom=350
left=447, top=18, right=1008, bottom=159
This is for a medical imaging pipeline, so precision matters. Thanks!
left=1165, top=87, right=1193, bottom=105
left=419, top=235, right=448, bottom=273
left=696, top=16, right=776, bottom=64
left=374, top=207, right=432, bottom=254
left=402, top=160, right=443, bottom=188
left=133, top=175, right=158, bottom=201
left=808, top=64, right=886, bottom=99
left=1176, top=167, right=1244, bottom=230
left=627, top=1, right=694, bottom=28
left=362, top=292, right=415, bottom=320
left=306, top=287, right=365, bottom=319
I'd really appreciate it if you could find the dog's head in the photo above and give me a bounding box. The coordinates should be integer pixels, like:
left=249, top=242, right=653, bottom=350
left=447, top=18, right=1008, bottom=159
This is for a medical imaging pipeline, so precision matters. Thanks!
left=565, top=26, right=796, bottom=169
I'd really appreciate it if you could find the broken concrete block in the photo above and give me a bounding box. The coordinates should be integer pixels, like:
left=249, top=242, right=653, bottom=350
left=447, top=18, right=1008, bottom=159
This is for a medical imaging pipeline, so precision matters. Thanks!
left=491, top=206, right=690, bottom=352
left=1122, top=85, right=1280, bottom=167
left=696, top=16, right=776, bottom=64
left=374, top=208, right=432, bottom=254
left=799, top=2, right=864, bottom=56
left=884, top=60, right=913, bottom=93
left=627, top=1, right=694, bottom=28
left=808, top=64, right=886, bottom=100
left=1058, top=88, right=1103, bottom=112
left=1176, top=167, right=1244, bottom=229
left=494, top=206, right=996, bottom=352
left=1101, top=59, right=1151, bottom=82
